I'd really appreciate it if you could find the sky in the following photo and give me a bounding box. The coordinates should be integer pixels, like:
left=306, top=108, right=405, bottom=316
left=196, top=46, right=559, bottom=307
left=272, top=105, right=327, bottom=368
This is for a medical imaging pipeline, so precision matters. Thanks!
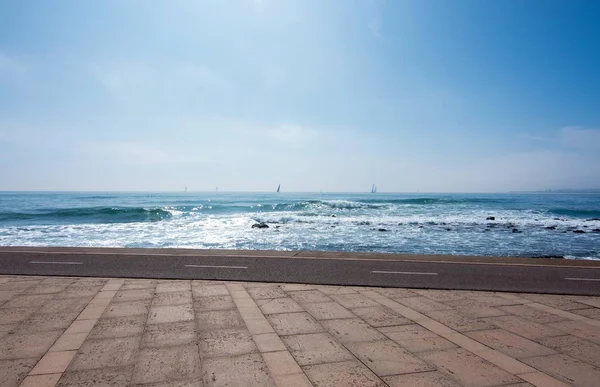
left=1, top=0, right=599, bottom=193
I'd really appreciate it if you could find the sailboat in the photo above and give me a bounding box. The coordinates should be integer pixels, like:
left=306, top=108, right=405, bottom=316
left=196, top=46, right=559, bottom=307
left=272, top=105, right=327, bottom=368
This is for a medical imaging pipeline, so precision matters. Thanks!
left=276, top=184, right=281, bottom=193
left=371, top=184, right=377, bottom=193
left=184, top=186, right=187, bottom=192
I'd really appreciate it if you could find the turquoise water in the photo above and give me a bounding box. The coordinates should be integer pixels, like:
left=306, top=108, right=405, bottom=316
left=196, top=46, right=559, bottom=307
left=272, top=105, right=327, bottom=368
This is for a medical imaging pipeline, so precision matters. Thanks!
left=0, top=192, right=599, bottom=260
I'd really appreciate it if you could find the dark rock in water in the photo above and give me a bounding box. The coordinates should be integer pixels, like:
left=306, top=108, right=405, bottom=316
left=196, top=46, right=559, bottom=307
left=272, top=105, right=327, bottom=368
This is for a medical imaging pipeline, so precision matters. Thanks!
left=592, top=228, right=600, bottom=233
left=484, top=229, right=490, bottom=232
left=252, top=222, right=269, bottom=229
left=586, top=218, right=600, bottom=221
left=426, top=221, right=437, bottom=225
left=487, top=224, right=497, bottom=228
left=275, top=225, right=280, bottom=228
left=440, top=222, right=447, bottom=226
left=331, top=214, right=336, bottom=217
left=573, top=230, right=585, bottom=234
left=512, top=228, right=521, bottom=233
left=544, top=226, right=557, bottom=230
left=486, top=216, right=495, bottom=221
left=418, top=226, right=424, bottom=228
left=553, top=218, right=564, bottom=221
left=377, top=228, right=389, bottom=232
left=583, top=225, right=589, bottom=228
left=445, top=228, right=451, bottom=231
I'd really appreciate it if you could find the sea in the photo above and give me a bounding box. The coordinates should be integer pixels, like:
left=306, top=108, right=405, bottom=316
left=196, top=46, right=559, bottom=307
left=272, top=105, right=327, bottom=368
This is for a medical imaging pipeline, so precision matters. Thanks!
left=0, top=192, right=599, bottom=260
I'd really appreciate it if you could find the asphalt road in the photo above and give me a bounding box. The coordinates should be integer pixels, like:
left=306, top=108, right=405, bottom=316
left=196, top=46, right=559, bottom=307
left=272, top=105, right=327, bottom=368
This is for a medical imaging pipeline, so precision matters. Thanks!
left=1, top=248, right=600, bottom=295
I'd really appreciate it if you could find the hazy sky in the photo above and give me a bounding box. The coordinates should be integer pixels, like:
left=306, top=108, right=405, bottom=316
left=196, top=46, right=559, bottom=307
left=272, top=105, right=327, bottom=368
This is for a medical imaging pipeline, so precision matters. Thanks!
left=1, top=0, right=599, bottom=192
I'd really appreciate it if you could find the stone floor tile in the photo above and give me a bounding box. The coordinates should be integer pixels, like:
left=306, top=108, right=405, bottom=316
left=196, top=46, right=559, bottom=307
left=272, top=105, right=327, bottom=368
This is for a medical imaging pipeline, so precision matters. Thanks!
left=40, top=298, right=90, bottom=315
left=0, top=324, right=14, bottom=340
left=131, top=344, right=200, bottom=385
left=548, top=320, right=600, bottom=344
left=57, top=366, right=133, bottom=387
left=1, top=294, right=54, bottom=309
left=262, top=350, right=302, bottom=376
left=15, top=312, right=79, bottom=333
left=64, top=319, right=97, bottom=335
left=396, top=297, right=454, bottom=313
left=30, top=350, right=77, bottom=375
left=0, top=280, right=39, bottom=292
left=77, top=306, right=107, bottom=321
left=0, top=307, right=36, bottom=325
left=193, top=295, right=235, bottom=311
left=244, top=316, right=276, bottom=334
left=483, top=315, right=564, bottom=340
left=152, top=291, right=192, bottom=306
left=155, top=281, right=191, bottom=293
left=466, top=294, right=523, bottom=307
left=131, top=382, right=202, bottom=387
left=517, top=372, right=570, bottom=387
left=247, top=287, right=286, bottom=300
left=444, top=299, right=508, bottom=318
left=24, top=284, right=70, bottom=295
left=410, top=289, right=466, bottom=302
left=379, top=324, right=458, bottom=353
left=475, top=348, right=536, bottom=375
left=499, top=304, right=570, bottom=324
left=258, top=298, right=303, bottom=314
left=253, top=333, right=287, bottom=353
left=288, top=290, right=332, bottom=304
left=280, top=284, right=314, bottom=291
left=121, top=279, right=157, bottom=290
left=374, top=287, right=419, bottom=299
left=191, top=284, right=230, bottom=297
left=148, top=304, right=194, bottom=324
left=329, top=293, right=381, bottom=309
left=198, top=328, right=257, bottom=357
left=50, top=332, right=88, bottom=352
left=88, top=315, right=146, bottom=339
left=113, top=288, right=155, bottom=303
left=142, top=321, right=196, bottom=348
left=321, top=318, right=386, bottom=343
left=346, top=339, right=434, bottom=376
left=20, top=373, right=62, bottom=387
left=521, top=294, right=589, bottom=310
left=425, top=309, right=495, bottom=332
left=267, top=312, right=325, bottom=336
left=70, top=279, right=108, bottom=287
left=466, top=328, right=556, bottom=359
left=272, top=373, right=313, bottom=387
left=94, top=290, right=117, bottom=299
left=68, top=336, right=140, bottom=371
left=103, top=300, right=151, bottom=318
left=303, top=360, right=386, bottom=387
left=314, top=285, right=357, bottom=295
left=538, top=334, right=600, bottom=367
left=302, top=301, right=354, bottom=320
left=0, top=330, right=62, bottom=360
left=61, top=286, right=103, bottom=299
left=523, top=353, right=600, bottom=387
left=382, top=371, right=462, bottom=387
left=418, top=348, right=522, bottom=387
left=352, top=306, right=411, bottom=327
left=282, top=332, right=354, bottom=366
left=202, top=353, right=275, bottom=387
left=571, top=307, right=600, bottom=319
left=0, top=358, right=38, bottom=387
left=196, top=309, right=244, bottom=330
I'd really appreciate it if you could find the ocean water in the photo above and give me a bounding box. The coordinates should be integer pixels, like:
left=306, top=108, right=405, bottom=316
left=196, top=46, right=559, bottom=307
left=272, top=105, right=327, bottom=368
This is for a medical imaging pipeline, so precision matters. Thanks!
left=0, top=192, right=599, bottom=260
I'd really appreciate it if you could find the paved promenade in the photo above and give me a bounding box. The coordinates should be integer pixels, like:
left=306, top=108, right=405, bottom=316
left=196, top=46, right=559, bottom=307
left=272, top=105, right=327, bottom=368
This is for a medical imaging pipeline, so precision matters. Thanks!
left=1, top=275, right=600, bottom=386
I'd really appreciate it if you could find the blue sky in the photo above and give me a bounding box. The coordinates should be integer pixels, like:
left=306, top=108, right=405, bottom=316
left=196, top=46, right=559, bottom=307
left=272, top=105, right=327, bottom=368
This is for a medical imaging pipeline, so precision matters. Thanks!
left=1, top=0, right=599, bottom=192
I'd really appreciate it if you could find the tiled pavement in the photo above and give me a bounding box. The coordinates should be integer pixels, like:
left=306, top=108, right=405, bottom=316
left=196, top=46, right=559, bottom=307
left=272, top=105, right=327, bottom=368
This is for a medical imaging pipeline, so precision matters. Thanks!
left=1, top=276, right=600, bottom=386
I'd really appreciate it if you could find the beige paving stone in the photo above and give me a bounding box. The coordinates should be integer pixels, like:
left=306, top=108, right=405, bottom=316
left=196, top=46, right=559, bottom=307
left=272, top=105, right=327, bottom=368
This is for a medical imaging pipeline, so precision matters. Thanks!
left=196, top=309, right=244, bottom=330
left=94, top=290, right=117, bottom=299
left=191, top=284, right=229, bottom=297
left=352, top=306, right=411, bottom=327
left=346, top=339, right=434, bottom=376
left=24, top=284, right=70, bottom=295
left=70, top=279, right=108, bottom=287
left=498, top=304, right=570, bottom=324
left=302, top=301, right=354, bottom=320
left=466, top=294, right=522, bottom=307
left=0, top=324, right=14, bottom=340
left=198, top=328, right=257, bottom=357
left=76, top=306, right=107, bottom=321
left=113, top=288, right=155, bottom=303
left=466, top=329, right=556, bottom=358
left=523, top=353, right=600, bottom=387
left=202, top=353, right=275, bottom=387
left=19, top=373, right=62, bottom=387
left=193, top=295, right=235, bottom=311
left=152, top=290, right=192, bottom=306
left=1, top=294, right=54, bottom=309
left=253, top=333, right=287, bottom=352
left=538, top=334, right=600, bottom=367
left=572, top=296, right=600, bottom=308
left=483, top=315, right=564, bottom=340
left=382, top=371, right=462, bottom=387
left=517, top=372, right=570, bottom=387
left=475, top=349, right=536, bottom=374
left=411, top=289, right=466, bottom=302
left=15, top=312, right=79, bottom=333
left=30, top=350, right=77, bottom=375
left=396, top=296, right=454, bottom=313
left=68, top=336, right=140, bottom=371
left=303, top=360, right=386, bottom=387
left=272, top=373, right=313, bottom=387
left=132, top=382, right=201, bottom=387
left=86, top=297, right=112, bottom=309
left=0, top=358, right=37, bottom=387
left=0, top=290, right=17, bottom=303
left=315, top=285, right=357, bottom=295
left=288, top=290, right=332, bottom=304
left=418, top=348, right=522, bottom=387
left=329, top=293, right=380, bottom=309
left=100, top=283, right=122, bottom=292
left=521, top=294, right=588, bottom=310
left=425, top=309, right=494, bottom=332
left=267, top=312, right=324, bottom=336
left=321, top=318, right=386, bottom=344
left=262, top=350, right=302, bottom=376
left=57, top=366, right=134, bottom=387
left=444, top=299, right=507, bottom=318
left=147, top=304, right=194, bottom=324
left=244, top=316, right=276, bottom=334
left=61, top=286, right=103, bottom=299
left=0, top=330, right=62, bottom=360
left=374, top=287, right=418, bottom=299
left=280, top=284, right=314, bottom=291
left=40, top=298, right=92, bottom=315
left=155, top=281, right=191, bottom=293
left=247, top=286, right=286, bottom=300
left=441, top=332, right=490, bottom=353
left=50, top=332, right=88, bottom=352
left=571, top=307, right=600, bottom=319
left=131, top=344, right=201, bottom=385
left=282, top=332, right=354, bottom=366
left=379, top=324, right=457, bottom=353
left=121, top=279, right=157, bottom=290
left=549, top=320, right=600, bottom=344
left=0, top=280, right=39, bottom=291
left=259, top=297, right=303, bottom=314
left=0, top=307, right=36, bottom=325
left=142, top=321, right=196, bottom=348
left=88, top=315, right=145, bottom=339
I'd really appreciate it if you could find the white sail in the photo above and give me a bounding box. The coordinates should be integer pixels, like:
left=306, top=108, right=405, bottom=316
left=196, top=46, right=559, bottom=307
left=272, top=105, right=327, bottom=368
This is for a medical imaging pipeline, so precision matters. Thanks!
left=371, top=184, right=376, bottom=193
left=276, top=184, right=281, bottom=193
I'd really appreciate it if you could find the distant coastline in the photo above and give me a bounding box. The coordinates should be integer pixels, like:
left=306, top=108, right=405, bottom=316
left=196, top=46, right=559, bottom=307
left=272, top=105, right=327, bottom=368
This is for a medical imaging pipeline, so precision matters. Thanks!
left=510, top=189, right=600, bottom=194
